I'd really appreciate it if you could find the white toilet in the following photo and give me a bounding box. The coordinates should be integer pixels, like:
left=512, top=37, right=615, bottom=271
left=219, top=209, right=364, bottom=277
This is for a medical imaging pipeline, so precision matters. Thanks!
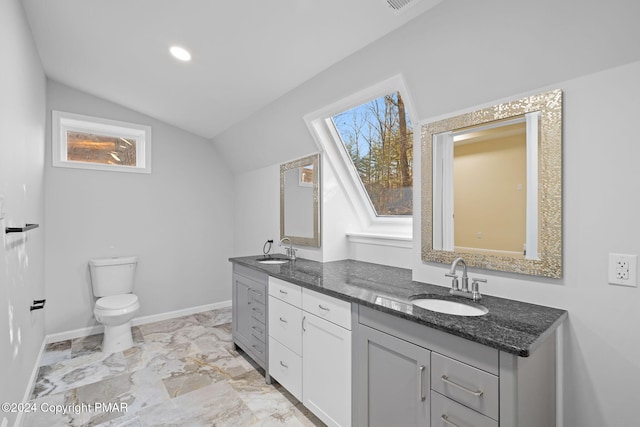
left=89, top=256, right=140, bottom=353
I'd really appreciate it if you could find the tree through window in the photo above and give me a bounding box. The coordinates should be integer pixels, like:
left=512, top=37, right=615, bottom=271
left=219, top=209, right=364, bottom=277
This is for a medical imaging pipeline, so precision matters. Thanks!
left=331, top=92, right=413, bottom=216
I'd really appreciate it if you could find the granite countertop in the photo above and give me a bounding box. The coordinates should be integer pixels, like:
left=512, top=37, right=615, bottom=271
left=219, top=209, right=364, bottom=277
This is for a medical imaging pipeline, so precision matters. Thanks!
left=229, top=255, right=567, bottom=357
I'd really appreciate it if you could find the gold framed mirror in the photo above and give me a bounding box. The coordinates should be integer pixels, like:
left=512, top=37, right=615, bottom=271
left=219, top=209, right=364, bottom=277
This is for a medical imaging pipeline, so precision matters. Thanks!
left=280, top=153, right=321, bottom=247
left=421, top=89, right=562, bottom=277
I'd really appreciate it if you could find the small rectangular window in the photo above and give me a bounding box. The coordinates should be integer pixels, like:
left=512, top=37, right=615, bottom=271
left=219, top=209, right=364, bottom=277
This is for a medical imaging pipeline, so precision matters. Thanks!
left=52, top=111, right=151, bottom=173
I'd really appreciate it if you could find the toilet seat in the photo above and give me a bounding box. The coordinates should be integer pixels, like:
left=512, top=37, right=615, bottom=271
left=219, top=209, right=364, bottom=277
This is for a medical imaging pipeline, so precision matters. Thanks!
left=96, top=294, right=138, bottom=310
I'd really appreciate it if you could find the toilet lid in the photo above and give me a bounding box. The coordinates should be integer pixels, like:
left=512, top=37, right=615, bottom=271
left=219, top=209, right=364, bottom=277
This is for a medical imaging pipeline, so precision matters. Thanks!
left=96, top=294, right=138, bottom=310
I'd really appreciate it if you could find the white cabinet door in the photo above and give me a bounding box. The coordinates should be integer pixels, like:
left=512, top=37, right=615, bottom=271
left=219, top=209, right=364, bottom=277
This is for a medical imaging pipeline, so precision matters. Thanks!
left=302, top=312, right=351, bottom=427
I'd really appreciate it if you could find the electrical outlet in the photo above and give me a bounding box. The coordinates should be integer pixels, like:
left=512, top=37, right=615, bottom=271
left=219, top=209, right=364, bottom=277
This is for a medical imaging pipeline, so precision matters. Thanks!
left=608, top=253, right=637, bottom=287
left=616, top=260, right=629, bottom=279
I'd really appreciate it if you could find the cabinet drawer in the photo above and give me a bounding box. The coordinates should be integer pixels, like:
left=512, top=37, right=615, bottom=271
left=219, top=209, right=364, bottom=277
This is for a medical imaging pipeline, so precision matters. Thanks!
left=269, top=337, right=302, bottom=401
left=248, top=334, right=266, bottom=362
left=302, top=288, right=352, bottom=330
left=431, top=352, right=499, bottom=421
left=249, top=316, right=266, bottom=342
left=269, top=277, right=302, bottom=307
left=249, top=286, right=266, bottom=305
left=268, top=296, right=302, bottom=355
left=250, top=302, right=266, bottom=324
left=431, top=391, right=498, bottom=427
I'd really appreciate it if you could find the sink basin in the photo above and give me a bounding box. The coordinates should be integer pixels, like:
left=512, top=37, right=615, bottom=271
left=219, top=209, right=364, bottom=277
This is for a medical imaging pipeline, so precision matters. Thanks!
left=257, top=258, right=289, bottom=265
left=412, top=298, right=488, bottom=316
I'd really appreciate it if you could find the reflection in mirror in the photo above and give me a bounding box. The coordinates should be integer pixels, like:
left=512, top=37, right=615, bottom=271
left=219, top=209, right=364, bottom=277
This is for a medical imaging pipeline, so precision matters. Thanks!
left=280, top=154, right=321, bottom=247
left=284, top=166, right=313, bottom=237
left=422, top=89, right=562, bottom=277
left=433, top=116, right=538, bottom=259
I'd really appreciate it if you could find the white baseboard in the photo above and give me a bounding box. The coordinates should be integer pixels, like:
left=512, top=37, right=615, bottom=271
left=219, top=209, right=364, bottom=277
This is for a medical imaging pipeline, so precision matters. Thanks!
left=45, top=300, right=232, bottom=344
left=15, top=338, right=47, bottom=426
left=131, top=300, right=231, bottom=327
left=46, top=325, right=104, bottom=344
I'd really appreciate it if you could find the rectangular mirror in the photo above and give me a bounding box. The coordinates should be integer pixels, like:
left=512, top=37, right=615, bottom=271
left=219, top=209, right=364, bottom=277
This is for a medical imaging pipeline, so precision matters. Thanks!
left=421, top=89, right=562, bottom=277
left=280, top=153, right=321, bottom=247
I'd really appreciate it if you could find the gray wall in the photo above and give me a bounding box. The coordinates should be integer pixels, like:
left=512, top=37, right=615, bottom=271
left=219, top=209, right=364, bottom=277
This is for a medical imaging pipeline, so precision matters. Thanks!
left=214, top=0, right=640, bottom=425
left=0, top=0, right=46, bottom=425
left=44, top=81, right=236, bottom=335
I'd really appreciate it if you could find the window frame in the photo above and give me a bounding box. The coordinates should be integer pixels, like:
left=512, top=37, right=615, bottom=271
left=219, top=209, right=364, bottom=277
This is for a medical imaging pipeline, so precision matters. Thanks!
left=304, top=75, right=417, bottom=240
left=52, top=110, right=152, bottom=174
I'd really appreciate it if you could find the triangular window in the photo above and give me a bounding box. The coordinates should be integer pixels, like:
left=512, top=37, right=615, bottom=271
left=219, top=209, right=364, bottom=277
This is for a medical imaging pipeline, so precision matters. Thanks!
left=330, top=92, right=413, bottom=216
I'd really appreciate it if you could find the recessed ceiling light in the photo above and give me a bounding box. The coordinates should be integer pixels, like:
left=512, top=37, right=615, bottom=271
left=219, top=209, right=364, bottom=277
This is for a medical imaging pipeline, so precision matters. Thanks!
left=169, top=46, right=191, bottom=62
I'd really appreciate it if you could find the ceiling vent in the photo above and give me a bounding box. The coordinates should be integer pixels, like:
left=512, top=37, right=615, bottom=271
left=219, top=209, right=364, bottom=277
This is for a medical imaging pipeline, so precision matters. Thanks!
left=386, top=0, right=419, bottom=14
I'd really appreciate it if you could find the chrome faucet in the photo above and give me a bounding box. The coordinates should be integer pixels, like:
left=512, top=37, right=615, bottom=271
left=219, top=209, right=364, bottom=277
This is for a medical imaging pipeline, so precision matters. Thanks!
left=446, top=257, right=483, bottom=301
left=279, top=237, right=297, bottom=261
left=447, top=257, right=468, bottom=292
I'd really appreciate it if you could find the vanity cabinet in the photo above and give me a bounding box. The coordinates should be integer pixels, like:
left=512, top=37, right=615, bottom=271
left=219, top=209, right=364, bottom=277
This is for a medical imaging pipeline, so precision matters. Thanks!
left=357, top=305, right=556, bottom=427
left=268, top=277, right=352, bottom=427
left=232, top=264, right=268, bottom=373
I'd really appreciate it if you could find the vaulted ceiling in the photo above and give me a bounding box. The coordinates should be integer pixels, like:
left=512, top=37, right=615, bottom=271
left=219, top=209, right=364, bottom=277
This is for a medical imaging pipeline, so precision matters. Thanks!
left=21, top=0, right=442, bottom=139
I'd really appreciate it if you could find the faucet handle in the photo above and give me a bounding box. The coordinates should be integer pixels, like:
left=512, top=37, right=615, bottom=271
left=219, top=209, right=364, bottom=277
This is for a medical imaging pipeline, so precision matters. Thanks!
left=471, top=278, right=486, bottom=301
left=445, top=273, right=459, bottom=290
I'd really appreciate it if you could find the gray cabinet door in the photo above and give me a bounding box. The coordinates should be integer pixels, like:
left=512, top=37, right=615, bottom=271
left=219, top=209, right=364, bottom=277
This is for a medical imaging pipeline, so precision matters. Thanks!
left=233, top=274, right=254, bottom=347
left=357, top=324, right=430, bottom=427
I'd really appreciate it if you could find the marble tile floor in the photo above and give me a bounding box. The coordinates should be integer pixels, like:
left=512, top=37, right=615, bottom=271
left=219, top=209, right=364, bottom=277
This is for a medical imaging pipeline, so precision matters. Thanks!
left=23, top=307, right=325, bottom=427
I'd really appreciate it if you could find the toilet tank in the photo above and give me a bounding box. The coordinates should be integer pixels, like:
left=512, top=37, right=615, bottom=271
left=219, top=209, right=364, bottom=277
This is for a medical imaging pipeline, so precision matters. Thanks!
left=89, top=256, right=138, bottom=297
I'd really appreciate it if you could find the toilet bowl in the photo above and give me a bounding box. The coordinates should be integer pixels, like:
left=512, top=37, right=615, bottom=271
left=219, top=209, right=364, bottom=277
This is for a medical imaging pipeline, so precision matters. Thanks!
left=89, top=256, right=140, bottom=353
left=94, top=294, right=140, bottom=353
